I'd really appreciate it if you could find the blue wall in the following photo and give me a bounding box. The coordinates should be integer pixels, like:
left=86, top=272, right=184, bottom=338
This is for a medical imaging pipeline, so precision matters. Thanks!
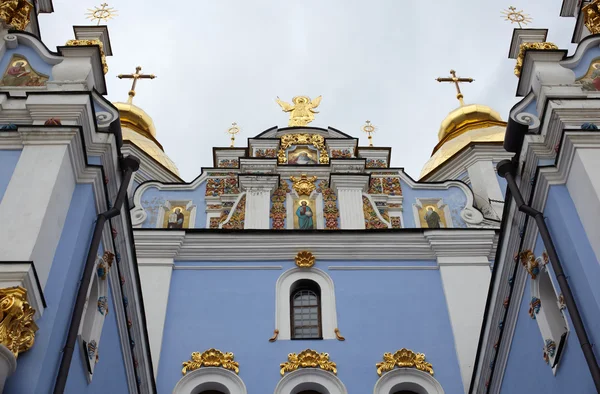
left=0, top=46, right=54, bottom=81
left=5, top=184, right=98, bottom=392
left=157, top=260, right=463, bottom=394
left=65, top=279, right=129, bottom=393
left=500, top=185, right=600, bottom=393
left=0, top=150, right=20, bottom=202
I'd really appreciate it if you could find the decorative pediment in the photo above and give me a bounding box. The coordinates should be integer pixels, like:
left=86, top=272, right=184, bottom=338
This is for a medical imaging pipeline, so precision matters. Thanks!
left=376, top=348, right=434, bottom=376
left=181, top=349, right=240, bottom=375
left=280, top=349, right=337, bottom=376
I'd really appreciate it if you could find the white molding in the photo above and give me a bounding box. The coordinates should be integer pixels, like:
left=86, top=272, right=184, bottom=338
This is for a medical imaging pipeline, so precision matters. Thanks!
left=275, top=267, right=338, bottom=340
left=0, top=263, right=44, bottom=320
left=172, top=367, right=247, bottom=394
left=373, top=368, right=445, bottom=394
left=328, top=266, right=438, bottom=270
left=173, top=266, right=282, bottom=270
left=274, top=368, right=348, bottom=394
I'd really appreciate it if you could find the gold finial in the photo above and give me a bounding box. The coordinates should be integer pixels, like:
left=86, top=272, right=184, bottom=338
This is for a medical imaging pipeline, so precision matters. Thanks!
left=85, top=3, right=118, bottom=26
left=117, top=66, right=157, bottom=104
left=502, top=6, right=532, bottom=29
left=276, top=95, right=322, bottom=127
left=436, top=70, right=474, bottom=106
left=362, top=120, right=376, bottom=147
left=226, top=122, right=241, bottom=147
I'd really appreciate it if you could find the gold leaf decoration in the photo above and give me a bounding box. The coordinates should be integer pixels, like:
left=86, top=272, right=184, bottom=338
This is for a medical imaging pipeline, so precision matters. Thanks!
left=65, top=39, right=109, bottom=74
left=295, top=251, right=315, bottom=268
left=290, top=174, right=318, bottom=196
left=280, top=349, right=337, bottom=376
left=181, top=349, right=239, bottom=375
left=514, top=42, right=559, bottom=77
left=0, top=0, right=33, bottom=31
left=376, top=348, right=434, bottom=376
left=0, top=286, right=38, bottom=358
left=584, top=0, right=600, bottom=35
left=278, top=133, right=329, bottom=164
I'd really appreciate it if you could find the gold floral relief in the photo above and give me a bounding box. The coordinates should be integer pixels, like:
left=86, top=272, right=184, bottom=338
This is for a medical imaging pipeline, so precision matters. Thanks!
left=280, top=349, right=337, bottom=376
left=0, top=286, right=38, bottom=358
left=295, top=251, right=315, bottom=268
left=290, top=174, right=318, bottom=196
left=376, top=348, right=434, bottom=376
left=182, top=349, right=239, bottom=375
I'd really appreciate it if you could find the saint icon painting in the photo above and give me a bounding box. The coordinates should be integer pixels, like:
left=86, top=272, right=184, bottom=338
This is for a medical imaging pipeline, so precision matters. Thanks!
left=167, top=207, right=184, bottom=229
left=296, top=200, right=314, bottom=230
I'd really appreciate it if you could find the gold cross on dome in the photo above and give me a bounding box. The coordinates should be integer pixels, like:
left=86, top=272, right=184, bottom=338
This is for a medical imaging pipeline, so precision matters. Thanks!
left=436, top=70, right=474, bottom=106
left=117, top=66, right=156, bottom=104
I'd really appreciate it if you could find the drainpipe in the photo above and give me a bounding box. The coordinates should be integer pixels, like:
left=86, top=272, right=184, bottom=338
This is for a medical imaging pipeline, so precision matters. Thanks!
left=497, top=159, right=600, bottom=392
left=53, top=155, right=140, bottom=394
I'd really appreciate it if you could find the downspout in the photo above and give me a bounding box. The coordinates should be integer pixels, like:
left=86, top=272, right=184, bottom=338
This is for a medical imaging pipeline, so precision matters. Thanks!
left=497, top=159, right=600, bottom=392
left=53, top=155, right=140, bottom=394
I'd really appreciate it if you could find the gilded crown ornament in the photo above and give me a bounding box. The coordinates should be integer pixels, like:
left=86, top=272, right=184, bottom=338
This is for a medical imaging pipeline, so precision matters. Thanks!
left=226, top=122, right=241, bottom=147
left=295, top=251, right=315, bottom=268
left=514, top=42, right=558, bottom=77
left=376, top=348, right=434, bottom=376
left=0, top=286, right=38, bottom=358
left=276, top=95, right=322, bottom=127
left=290, top=174, right=318, bottom=196
left=280, top=349, right=337, bottom=376
left=85, top=3, right=118, bottom=25
left=0, top=0, right=33, bottom=30
left=181, top=349, right=239, bottom=375
left=501, top=6, right=532, bottom=28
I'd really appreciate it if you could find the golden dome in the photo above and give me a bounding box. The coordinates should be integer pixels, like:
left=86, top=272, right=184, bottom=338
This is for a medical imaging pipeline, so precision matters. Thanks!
left=114, top=102, right=180, bottom=176
left=420, top=104, right=507, bottom=180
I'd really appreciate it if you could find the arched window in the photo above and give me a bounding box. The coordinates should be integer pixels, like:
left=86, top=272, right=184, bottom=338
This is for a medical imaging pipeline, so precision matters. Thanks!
left=274, top=368, right=348, bottom=394
left=298, top=391, right=323, bottom=394
left=393, top=391, right=418, bottom=394
left=173, top=367, right=247, bottom=394
left=198, top=391, right=226, bottom=394
left=291, top=280, right=322, bottom=339
left=373, top=368, right=444, bottom=394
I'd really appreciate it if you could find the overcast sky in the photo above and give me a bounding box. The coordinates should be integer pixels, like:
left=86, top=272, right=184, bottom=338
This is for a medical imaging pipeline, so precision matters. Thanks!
left=40, top=0, right=577, bottom=181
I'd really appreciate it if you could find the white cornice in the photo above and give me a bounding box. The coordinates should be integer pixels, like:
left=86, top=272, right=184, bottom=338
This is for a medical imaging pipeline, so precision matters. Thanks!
left=133, top=230, right=498, bottom=261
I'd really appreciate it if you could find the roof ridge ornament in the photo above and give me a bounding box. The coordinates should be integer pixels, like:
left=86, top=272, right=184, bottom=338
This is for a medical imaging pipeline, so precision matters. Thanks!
left=85, top=3, right=118, bottom=26
left=226, top=122, right=241, bottom=147
left=362, top=120, right=376, bottom=147
left=276, top=95, right=322, bottom=127
left=501, top=6, right=532, bottom=28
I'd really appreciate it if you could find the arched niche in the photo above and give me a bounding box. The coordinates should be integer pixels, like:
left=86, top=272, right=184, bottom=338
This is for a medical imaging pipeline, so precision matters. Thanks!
left=373, top=369, right=445, bottom=394
left=274, top=369, right=348, bottom=394
left=172, top=367, right=247, bottom=394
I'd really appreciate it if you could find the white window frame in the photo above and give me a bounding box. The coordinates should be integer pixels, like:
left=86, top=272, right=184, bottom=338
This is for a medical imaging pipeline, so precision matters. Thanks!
left=530, top=257, right=569, bottom=372
left=274, top=368, right=348, bottom=394
left=275, top=267, right=338, bottom=340
left=373, top=368, right=445, bottom=394
left=172, top=367, right=247, bottom=394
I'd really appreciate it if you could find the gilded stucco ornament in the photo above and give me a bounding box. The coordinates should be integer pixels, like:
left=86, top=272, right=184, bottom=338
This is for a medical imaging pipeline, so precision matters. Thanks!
left=0, top=0, right=33, bottom=31
left=514, top=42, right=559, bottom=77
left=65, top=39, right=109, bottom=74
left=181, top=349, right=240, bottom=375
left=280, top=349, right=337, bottom=376
left=295, top=251, right=315, bottom=268
left=276, top=95, right=322, bottom=127
left=376, top=349, right=434, bottom=376
left=278, top=133, right=329, bottom=164
left=520, top=250, right=540, bottom=279
left=0, top=286, right=38, bottom=358
left=290, top=174, right=318, bottom=196
left=583, top=0, right=600, bottom=34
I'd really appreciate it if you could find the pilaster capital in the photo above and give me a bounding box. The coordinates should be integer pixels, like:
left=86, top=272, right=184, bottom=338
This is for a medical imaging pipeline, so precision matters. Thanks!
left=0, top=262, right=44, bottom=320
left=329, top=174, right=370, bottom=192
left=0, top=286, right=38, bottom=358
left=238, top=174, right=280, bottom=193
left=425, top=230, right=496, bottom=259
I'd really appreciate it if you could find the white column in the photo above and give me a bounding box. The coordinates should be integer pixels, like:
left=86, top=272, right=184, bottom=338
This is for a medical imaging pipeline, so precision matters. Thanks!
left=566, top=148, right=600, bottom=263
left=138, top=257, right=174, bottom=376
left=438, top=256, right=491, bottom=393
left=330, top=174, right=369, bottom=229
left=467, top=160, right=505, bottom=220
left=238, top=175, right=279, bottom=230
left=0, top=142, right=76, bottom=289
left=0, top=345, right=16, bottom=393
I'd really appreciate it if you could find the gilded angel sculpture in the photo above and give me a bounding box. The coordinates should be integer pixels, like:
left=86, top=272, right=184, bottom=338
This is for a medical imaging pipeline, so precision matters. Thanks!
left=276, top=95, right=322, bottom=127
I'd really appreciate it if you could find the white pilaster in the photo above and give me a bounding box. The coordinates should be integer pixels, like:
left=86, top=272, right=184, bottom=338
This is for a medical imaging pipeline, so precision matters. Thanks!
left=330, top=174, right=369, bottom=229
left=0, top=345, right=16, bottom=393
left=238, top=175, right=279, bottom=229
left=467, top=160, right=505, bottom=220
left=138, top=257, right=174, bottom=376
left=0, top=142, right=76, bottom=289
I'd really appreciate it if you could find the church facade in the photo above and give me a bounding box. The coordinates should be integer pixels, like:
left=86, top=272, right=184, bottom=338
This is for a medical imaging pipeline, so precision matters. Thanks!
left=0, top=1, right=599, bottom=394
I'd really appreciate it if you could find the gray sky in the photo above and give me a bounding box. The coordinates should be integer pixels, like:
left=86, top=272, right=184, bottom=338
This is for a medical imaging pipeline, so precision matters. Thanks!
left=40, top=0, right=577, bottom=181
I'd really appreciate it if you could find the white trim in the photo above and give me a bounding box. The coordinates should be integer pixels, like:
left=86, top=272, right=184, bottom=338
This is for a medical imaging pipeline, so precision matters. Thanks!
left=274, top=368, right=348, bottom=394
left=173, top=266, right=282, bottom=270
left=275, top=267, right=338, bottom=340
left=172, top=367, right=247, bottom=394
left=373, top=368, right=445, bottom=394
left=328, top=266, right=438, bottom=270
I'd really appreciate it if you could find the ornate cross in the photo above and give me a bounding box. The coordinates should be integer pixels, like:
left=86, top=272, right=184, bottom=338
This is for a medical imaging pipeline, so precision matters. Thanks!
left=436, top=70, right=474, bottom=106
left=117, top=66, right=156, bottom=104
